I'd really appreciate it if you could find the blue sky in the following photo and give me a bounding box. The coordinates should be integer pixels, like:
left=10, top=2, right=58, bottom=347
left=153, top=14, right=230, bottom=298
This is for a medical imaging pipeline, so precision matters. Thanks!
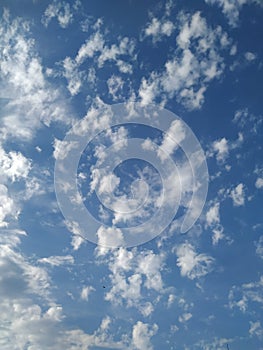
left=0, top=1, right=263, bottom=349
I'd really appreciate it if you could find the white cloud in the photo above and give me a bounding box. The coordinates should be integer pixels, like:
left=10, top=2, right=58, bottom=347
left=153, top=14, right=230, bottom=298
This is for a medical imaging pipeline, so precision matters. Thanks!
left=167, top=294, right=176, bottom=308
left=206, top=202, right=220, bottom=226
left=104, top=248, right=165, bottom=313
left=255, top=236, right=263, bottom=259
left=0, top=11, right=72, bottom=141
left=76, top=32, right=105, bottom=64
left=176, top=242, right=214, bottom=279
left=229, top=276, right=263, bottom=312
left=178, top=312, right=192, bottom=324
left=209, top=133, right=243, bottom=164
left=212, top=138, right=229, bottom=163
left=80, top=285, right=95, bottom=301
left=206, top=202, right=225, bottom=245
left=0, top=147, right=31, bottom=182
left=139, top=74, right=160, bottom=107
left=107, top=75, right=124, bottom=101
left=205, top=0, right=262, bottom=27
left=0, top=185, right=17, bottom=227
left=143, top=17, right=174, bottom=42
left=244, top=51, right=257, bottom=61
left=139, top=12, right=230, bottom=109
left=255, top=177, right=263, bottom=189
left=132, top=321, right=158, bottom=350
left=137, top=251, right=164, bottom=292
left=38, top=255, right=74, bottom=267
left=249, top=321, right=263, bottom=339
left=42, top=0, right=76, bottom=28
left=53, top=138, right=78, bottom=160
left=157, top=119, right=186, bottom=162
left=230, top=183, right=245, bottom=206
left=96, top=226, right=125, bottom=253
left=138, top=302, right=154, bottom=317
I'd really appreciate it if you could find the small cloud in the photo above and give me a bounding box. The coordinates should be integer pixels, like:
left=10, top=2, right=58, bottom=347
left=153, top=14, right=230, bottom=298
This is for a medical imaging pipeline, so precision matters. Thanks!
left=255, top=177, right=263, bottom=189
left=179, top=312, right=192, bottom=324
left=175, top=242, right=214, bottom=280
left=244, top=51, right=257, bottom=62
left=230, top=183, right=245, bottom=206
left=80, top=285, right=95, bottom=301
left=132, top=321, right=158, bottom=350
left=42, top=0, right=74, bottom=28
left=38, top=255, right=74, bottom=267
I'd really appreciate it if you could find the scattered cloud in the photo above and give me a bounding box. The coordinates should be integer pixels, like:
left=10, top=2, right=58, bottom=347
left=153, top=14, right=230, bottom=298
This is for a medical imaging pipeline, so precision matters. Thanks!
left=205, top=0, right=263, bottom=27
left=132, top=321, right=158, bottom=350
left=38, top=255, right=74, bottom=267
left=229, top=275, right=263, bottom=312
left=80, top=285, right=95, bottom=301
left=0, top=9, right=72, bottom=141
left=230, top=183, right=245, bottom=206
left=175, top=242, right=215, bottom=279
left=139, top=11, right=231, bottom=109
left=42, top=0, right=80, bottom=28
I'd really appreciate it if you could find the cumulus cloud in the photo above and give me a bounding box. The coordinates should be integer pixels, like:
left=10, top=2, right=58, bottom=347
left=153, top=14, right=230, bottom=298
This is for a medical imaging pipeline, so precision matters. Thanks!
left=255, top=236, right=263, bottom=259
left=132, top=321, right=158, bottom=350
left=42, top=0, right=79, bottom=28
left=143, top=17, right=174, bottom=42
left=0, top=185, right=18, bottom=227
left=249, top=321, right=263, bottom=339
left=0, top=10, right=72, bottom=141
left=104, top=248, right=165, bottom=314
left=60, top=30, right=136, bottom=96
left=229, top=276, right=263, bottom=312
left=139, top=11, right=230, bottom=109
left=230, top=183, right=245, bottom=206
left=0, top=147, right=31, bottom=182
left=206, top=202, right=225, bottom=245
left=80, top=285, right=95, bottom=301
left=176, top=242, right=215, bottom=279
left=255, top=177, right=263, bottom=189
left=209, top=133, right=243, bottom=164
left=205, top=0, right=263, bottom=27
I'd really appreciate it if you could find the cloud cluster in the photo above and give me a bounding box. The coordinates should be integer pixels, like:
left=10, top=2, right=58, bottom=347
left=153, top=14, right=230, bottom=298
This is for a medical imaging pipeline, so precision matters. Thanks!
left=139, top=11, right=231, bottom=109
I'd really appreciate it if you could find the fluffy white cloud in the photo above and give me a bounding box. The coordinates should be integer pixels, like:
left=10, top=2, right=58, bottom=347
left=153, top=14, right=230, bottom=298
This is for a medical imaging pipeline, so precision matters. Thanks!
left=178, top=312, right=192, bottom=324
left=255, top=236, right=263, bottom=259
left=176, top=242, right=214, bottom=279
left=132, top=321, right=158, bottom=350
left=107, top=75, right=124, bottom=101
left=53, top=138, right=78, bottom=160
left=230, top=183, right=245, bottom=206
left=229, top=276, right=263, bottom=312
left=61, top=30, right=135, bottom=96
left=0, top=147, right=31, bottom=182
left=42, top=0, right=79, bottom=28
left=209, top=133, right=243, bottom=164
left=206, top=202, right=225, bottom=245
left=255, top=177, right=263, bottom=189
left=205, top=0, right=262, bottom=27
left=0, top=10, right=72, bottom=141
left=249, top=321, right=263, bottom=339
left=96, top=226, right=125, bottom=254
left=80, top=285, right=95, bottom=301
left=104, top=248, right=165, bottom=314
left=139, top=11, right=230, bottom=109
left=212, top=138, right=229, bottom=163
left=0, top=185, right=17, bottom=227
left=143, top=17, right=174, bottom=42
left=206, top=202, right=220, bottom=226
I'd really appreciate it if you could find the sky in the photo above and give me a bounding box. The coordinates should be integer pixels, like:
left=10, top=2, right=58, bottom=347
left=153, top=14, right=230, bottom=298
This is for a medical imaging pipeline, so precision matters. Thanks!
left=0, top=0, right=263, bottom=349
